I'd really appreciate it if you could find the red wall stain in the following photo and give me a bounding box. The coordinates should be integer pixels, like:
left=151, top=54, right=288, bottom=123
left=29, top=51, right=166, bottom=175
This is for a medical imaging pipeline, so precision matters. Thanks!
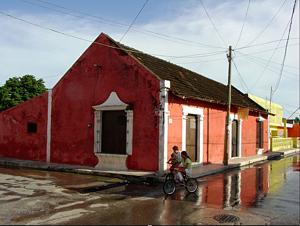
left=0, top=92, right=48, bottom=161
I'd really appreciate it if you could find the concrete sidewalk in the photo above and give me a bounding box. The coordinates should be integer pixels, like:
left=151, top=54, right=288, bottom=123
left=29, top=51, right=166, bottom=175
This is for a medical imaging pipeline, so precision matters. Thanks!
left=0, top=148, right=299, bottom=184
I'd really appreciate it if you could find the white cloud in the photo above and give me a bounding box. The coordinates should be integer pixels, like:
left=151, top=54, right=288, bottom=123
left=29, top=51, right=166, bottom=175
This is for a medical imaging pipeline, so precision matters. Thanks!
left=0, top=0, right=298, bottom=117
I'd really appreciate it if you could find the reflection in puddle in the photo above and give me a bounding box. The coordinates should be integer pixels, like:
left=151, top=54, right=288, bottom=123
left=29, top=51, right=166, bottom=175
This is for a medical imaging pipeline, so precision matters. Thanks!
left=200, top=155, right=299, bottom=209
left=160, top=155, right=299, bottom=210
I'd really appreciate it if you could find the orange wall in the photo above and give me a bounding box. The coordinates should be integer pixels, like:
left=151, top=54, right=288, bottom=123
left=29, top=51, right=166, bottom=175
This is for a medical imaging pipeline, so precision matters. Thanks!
left=288, top=124, right=300, bottom=137
left=241, top=114, right=269, bottom=157
left=167, top=93, right=268, bottom=164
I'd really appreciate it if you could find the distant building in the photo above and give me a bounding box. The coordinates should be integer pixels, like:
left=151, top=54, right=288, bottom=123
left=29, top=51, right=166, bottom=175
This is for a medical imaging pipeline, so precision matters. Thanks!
left=248, top=94, right=285, bottom=137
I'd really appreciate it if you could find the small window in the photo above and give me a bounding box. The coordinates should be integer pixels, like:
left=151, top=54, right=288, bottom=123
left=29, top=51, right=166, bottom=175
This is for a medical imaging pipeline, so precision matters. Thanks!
left=27, top=122, right=37, bottom=133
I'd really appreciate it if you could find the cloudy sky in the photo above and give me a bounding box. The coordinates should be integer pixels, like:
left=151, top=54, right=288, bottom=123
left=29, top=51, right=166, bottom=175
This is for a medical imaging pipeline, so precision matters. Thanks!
left=0, top=0, right=299, bottom=118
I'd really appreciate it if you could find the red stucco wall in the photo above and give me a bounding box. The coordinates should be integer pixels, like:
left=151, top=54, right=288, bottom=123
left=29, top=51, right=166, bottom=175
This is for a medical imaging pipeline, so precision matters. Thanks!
left=50, top=34, right=161, bottom=170
left=0, top=92, right=48, bottom=161
left=288, top=124, right=300, bottom=137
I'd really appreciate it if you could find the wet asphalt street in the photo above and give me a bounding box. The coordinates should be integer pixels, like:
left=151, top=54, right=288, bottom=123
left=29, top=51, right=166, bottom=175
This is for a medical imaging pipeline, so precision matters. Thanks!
left=0, top=154, right=299, bottom=225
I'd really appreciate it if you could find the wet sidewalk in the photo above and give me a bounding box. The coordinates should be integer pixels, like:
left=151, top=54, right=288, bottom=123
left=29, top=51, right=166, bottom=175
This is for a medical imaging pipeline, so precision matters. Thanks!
left=0, top=148, right=299, bottom=184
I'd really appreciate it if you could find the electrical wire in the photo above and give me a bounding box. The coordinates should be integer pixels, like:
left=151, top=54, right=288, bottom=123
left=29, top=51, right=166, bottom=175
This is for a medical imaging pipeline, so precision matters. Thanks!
left=236, top=51, right=299, bottom=70
left=22, top=0, right=225, bottom=50
left=272, top=0, right=298, bottom=95
left=241, top=0, right=288, bottom=48
left=119, top=0, right=149, bottom=42
left=234, top=0, right=251, bottom=48
left=236, top=37, right=299, bottom=50
left=175, top=57, right=225, bottom=65
left=239, top=54, right=298, bottom=81
left=235, top=11, right=296, bottom=93
left=0, top=11, right=225, bottom=59
left=287, top=107, right=300, bottom=119
left=199, top=0, right=227, bottom=46
left=232, top=57, right=250, bottom=92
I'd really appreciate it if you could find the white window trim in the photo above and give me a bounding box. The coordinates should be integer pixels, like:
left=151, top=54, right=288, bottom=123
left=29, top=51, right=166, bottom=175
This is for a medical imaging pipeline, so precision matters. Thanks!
left=256, top=115, right=265, bottom=154
left=182, top=106, right=204, bottom=164
left=229, top=114, right=242, bottom=159
left=92, top=92, right=133, bottom=167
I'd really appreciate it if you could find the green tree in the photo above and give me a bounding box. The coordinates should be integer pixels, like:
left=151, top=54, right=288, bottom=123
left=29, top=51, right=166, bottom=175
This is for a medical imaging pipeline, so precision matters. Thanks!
left=0, top=75, right=46, bottom=111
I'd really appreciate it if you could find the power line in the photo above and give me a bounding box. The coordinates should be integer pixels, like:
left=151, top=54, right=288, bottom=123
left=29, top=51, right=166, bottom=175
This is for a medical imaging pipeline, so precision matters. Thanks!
left=22, top=0, right=225, bottom=50
left=234, top=0, right=251, bottom=48
left=232, top=56, right=249, bottom=92
left=119, top=0, right=149, bottom=42
left=235, top=37, right=299, bottom=50
left=272, top=0, right=298, bottom=95
left=236, top=51, right=299, bottom=70
left=287, top=107, right=300, bottom=119
left=174, top=57, right=225, bottom=65
left=235, top=10, right=296, bottom=94
left=235, top=43, right=298, bottom=56
left=238, top=54, right=298, bottom=81
left=199, top=0, right=226, bottom=46
left=0, top=11, right=225, bottom=59
left=241, top=0, right=288, bottom=48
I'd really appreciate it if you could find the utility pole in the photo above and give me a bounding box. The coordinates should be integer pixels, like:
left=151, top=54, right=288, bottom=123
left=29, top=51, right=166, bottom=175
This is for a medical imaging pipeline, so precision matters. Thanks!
left=224, top=45, right=232, bottom=166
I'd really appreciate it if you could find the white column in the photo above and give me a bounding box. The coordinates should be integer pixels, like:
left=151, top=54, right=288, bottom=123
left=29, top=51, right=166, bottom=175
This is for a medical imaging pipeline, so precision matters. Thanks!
left=182, top=113, right=187, bottom=152
left=199, top=115, right=204, bottom=163
left=238, top=119, right=242, bottom=158
left=126, top=110, right=133, bottom=155
left=46, top=89, right=52, bottom=163
left=159, top=80, right=170, bottom=174
left=94, top=111, right=101, bottom=153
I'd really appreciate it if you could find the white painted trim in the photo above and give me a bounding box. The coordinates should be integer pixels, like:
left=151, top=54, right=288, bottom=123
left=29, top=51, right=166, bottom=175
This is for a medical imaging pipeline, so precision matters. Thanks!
left=257, top=115, right=265, bottom=122
left=126, top=110, right=133, bottom=155
left=94, top=111, right=102, bottom=153
left=46, top=89, right=52, bottom=163
left=95, top=153, right=128, bottom=170
left=93, top=91, right=133, bottom=170
left=182, top=105, right=204, bottom=164
left=238, top=120, right=242, bottom=158
left=93, top=92, right=128, bottom=111
left=229, top=114, right=242, bottom=159
left=159, top=80, right=170, bottom=173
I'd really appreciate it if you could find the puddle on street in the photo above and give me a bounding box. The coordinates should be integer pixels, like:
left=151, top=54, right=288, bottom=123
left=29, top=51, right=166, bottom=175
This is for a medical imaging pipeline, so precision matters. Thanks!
left=0, top=155, right=298, bottom=225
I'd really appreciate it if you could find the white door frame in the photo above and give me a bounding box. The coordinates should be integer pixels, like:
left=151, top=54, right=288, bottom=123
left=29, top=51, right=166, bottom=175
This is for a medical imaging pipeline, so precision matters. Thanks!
left=182, top=106, right=204, bottom=164
left=92, top=91, right=133, bottom=170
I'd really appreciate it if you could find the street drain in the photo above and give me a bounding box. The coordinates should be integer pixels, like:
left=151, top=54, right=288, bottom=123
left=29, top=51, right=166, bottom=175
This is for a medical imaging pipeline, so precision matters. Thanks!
left=213, top=214, right=240, bottom=223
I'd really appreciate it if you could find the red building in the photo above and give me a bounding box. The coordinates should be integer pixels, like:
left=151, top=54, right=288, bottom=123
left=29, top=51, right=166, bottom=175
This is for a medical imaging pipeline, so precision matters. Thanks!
left=0, top=33, right=269, bottom=173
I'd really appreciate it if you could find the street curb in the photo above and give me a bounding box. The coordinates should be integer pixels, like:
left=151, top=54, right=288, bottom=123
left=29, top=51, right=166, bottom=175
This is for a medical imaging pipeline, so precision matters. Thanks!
left=0, top=157, right=149, bottom=183
left=0, top=150, right=299, bottom=185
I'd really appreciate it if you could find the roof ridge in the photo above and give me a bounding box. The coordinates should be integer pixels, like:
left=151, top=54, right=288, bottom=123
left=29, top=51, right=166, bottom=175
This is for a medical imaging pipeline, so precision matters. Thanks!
left=115, top=41, right=229, bottom=89
left=99, top=33, right=267, bottom=114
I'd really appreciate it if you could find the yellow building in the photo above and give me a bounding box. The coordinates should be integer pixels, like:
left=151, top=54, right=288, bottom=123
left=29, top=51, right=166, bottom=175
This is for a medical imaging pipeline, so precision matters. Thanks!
left=248, top=94, right=284, bottom=137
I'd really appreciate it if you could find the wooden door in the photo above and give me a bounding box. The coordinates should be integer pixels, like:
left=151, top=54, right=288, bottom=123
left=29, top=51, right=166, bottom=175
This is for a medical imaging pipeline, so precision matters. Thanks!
left=231, top=120, right=238, bottom=157
left=186, top=114, right=198, bottom=162
left=256, top=121, right=263, bottom=148
left=101, top=110, right=127, bottom=155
